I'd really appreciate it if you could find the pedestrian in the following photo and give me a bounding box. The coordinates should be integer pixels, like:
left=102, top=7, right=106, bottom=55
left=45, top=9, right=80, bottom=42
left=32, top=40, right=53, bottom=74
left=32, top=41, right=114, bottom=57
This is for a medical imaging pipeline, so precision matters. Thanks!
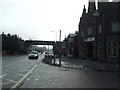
left=58, top=52, right=62, bottom=67
left=59, top=51, right=62, bottom=58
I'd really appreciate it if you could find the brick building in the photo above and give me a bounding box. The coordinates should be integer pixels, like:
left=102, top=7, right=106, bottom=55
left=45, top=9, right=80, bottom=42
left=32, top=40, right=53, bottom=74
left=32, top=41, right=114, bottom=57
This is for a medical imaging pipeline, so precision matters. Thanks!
left=78, top=0, right=120, bottom=63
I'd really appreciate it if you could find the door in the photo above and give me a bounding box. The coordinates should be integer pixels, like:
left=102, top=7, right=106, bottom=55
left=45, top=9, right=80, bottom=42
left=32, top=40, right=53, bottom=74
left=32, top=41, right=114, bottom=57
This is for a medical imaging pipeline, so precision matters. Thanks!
left=86, top=42, right=93, bottom=58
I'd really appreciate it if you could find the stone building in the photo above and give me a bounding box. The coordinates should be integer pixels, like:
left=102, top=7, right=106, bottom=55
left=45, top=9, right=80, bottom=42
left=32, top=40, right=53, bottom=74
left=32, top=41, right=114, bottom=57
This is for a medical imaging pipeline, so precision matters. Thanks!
left=78, top=0, right=120, bottom=63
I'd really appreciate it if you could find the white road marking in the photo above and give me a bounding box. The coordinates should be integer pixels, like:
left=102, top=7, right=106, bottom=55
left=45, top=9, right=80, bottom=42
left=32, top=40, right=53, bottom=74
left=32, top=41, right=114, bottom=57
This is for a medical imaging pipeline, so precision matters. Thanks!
left=24, top=70, right=28, bottom=71
left=0, top=82, right=11, bottom=85
left=18, top=74, right=25, bottom=76
left=34, top=79, right=39, bottom=81
left=10, top=64, right=38, bottom=90
left=6, top=79, right=17, bottom=83
left=0, top=74, right=7, bottom=78
left=26, top=78, right=30, bottom=81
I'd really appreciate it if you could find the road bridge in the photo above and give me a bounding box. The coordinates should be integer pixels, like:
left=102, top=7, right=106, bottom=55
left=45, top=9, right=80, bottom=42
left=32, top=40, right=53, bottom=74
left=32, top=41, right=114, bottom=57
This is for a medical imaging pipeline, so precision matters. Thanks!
left=25, top=40, right=55, bottom=45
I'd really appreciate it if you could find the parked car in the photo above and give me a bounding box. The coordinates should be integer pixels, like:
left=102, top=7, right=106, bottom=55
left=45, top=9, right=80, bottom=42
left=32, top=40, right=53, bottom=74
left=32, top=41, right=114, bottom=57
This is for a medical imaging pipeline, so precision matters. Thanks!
left=44, top=51, right=54, bottom=59
left=43, top=51, right=54, bottom=64
left=28, top=51, right=38, bottom=59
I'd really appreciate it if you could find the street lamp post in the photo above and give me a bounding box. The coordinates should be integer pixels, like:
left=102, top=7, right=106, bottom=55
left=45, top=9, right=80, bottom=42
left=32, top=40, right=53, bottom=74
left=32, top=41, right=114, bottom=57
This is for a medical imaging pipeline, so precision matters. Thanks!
left=93, top=10, right=99, bottom=60
left=51, top=31, right=57, bottom=65
left=51, top=30, right=62, bottom=66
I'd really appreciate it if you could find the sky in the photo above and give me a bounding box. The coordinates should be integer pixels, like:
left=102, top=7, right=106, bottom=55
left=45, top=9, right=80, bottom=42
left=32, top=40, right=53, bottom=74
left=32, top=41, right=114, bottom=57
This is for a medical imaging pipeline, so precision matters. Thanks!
left=1, top=0, right=92, bottom=41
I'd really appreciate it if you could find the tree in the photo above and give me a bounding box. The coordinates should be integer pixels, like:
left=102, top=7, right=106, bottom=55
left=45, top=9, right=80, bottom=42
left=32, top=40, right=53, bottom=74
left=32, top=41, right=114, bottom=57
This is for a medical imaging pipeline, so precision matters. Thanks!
left=2, top=32, right=26, bottom=54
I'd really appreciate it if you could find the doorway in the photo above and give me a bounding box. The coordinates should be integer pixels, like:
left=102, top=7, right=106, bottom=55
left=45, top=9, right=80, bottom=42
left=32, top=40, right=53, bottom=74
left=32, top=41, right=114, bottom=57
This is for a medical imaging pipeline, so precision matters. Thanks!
left=86, top=42, right=93, bottom=58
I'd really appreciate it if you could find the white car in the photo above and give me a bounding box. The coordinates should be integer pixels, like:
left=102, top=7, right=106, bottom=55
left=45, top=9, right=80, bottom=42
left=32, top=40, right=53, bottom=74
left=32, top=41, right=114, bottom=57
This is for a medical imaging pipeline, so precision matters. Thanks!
left=28, top=51, right=38, bottom=59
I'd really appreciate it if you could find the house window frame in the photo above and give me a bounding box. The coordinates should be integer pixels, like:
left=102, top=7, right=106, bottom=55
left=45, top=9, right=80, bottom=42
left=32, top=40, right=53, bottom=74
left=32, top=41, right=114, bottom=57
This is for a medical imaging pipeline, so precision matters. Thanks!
left=81, top=31, right=84, bottom=37
left=111, top=22, right=120, bottom=32
left=87, top=27, right=92, bottom=35
left=112, top=41, right=118, bottom=57
left=107, top=41, right=112, bottom=57
left=107, top=41, right=118, bottom=58
left=98, top=24, right=102, bottom=34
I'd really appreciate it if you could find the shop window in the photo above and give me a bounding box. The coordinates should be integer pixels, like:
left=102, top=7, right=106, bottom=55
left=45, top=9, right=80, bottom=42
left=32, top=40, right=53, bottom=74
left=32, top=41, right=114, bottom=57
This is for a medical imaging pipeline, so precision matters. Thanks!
left=113, top=41, right=117, bottom=47
left=108, top=48, right=111, bottom=56
left=113, top=48, right=117, bottom=57
left=82, top=48, right=85, bottom=54
left=118, top=48, right=120, bottom=56
left=112, top=41, right=118, bottom=57
left=107, top=41, right=118, bottom=57
left=107, top=41, right=112, bottom=57
left=118, top=41, right=120, bottom=46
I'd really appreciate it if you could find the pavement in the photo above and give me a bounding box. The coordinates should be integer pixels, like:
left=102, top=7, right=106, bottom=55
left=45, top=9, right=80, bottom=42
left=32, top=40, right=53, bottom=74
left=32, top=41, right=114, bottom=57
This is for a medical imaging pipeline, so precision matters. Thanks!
left=43, top=55, right=120, bottom=72
left=19, top=55, right=120, bottom=88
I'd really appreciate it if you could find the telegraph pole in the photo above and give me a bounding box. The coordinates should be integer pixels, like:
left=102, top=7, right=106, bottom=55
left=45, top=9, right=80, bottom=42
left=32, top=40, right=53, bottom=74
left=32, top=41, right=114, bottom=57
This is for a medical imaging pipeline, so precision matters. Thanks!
left=93, top=10, right=99, bottom=60
left=59, top=30, right=61, bottom=66
left=59, top=30, right=61, bottom=42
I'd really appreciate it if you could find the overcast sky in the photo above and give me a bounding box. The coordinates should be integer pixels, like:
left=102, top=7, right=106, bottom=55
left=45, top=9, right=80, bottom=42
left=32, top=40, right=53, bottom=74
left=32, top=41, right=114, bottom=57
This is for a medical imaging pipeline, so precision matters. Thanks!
left=1, top=0, right=89, bottom=41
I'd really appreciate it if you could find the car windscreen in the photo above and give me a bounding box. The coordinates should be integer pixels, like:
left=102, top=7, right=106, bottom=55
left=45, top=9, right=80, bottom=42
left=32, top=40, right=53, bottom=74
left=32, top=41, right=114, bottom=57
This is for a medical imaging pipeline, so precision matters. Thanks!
left=30, top=51, right=38, bottom=54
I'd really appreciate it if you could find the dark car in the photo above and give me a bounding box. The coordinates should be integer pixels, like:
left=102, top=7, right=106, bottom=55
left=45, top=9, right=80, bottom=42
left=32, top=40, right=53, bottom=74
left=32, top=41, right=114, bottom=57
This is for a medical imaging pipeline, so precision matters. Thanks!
left=28, top=51, right=38, bottom=59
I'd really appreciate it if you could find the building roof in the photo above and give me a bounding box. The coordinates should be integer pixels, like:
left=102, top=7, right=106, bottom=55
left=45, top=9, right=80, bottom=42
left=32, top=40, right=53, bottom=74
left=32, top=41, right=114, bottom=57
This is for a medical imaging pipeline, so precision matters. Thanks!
left=68, top=34, right=77, bottom=38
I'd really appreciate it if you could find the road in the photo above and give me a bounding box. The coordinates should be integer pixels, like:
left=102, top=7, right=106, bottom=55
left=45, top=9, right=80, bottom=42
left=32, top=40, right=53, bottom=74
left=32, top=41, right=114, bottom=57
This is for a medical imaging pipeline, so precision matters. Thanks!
left=1, top=54, right=119, bottom=89
left=1, top=54, right=44, bottom=88
left=21, top=62, right=119, bottom=88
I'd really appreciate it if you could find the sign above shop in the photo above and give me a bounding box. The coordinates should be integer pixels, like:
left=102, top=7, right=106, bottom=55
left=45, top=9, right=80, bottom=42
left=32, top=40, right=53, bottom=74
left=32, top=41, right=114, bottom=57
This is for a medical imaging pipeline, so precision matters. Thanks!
left=85, top=37, right=95, bottom=42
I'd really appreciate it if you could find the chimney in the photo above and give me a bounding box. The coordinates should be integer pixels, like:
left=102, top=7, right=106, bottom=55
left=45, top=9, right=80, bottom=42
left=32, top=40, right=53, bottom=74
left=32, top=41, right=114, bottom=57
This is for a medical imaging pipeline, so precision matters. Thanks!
left=88, top=0, right=96, bottom=13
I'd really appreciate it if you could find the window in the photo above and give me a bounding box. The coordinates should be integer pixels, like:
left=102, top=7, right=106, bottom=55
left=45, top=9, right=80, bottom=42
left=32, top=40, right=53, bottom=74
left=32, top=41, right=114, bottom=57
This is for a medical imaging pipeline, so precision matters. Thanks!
left=108, top=48, right=111, bottom=56
left=113, top=41, right=117, bottom=47
left=113, top=48, right=117, bottom=56
left=108, top=42, right=111, bottom=47
left=118, top=48, right=120, bottom=56
left=98, top=43, right=102, bottom=57
left=81, top=31, right=84, bottom=37
left=118, top=41, right=120, bottom=46
left=107, top=41, right=118, bottom=57
left=87, top=27, right=92, bottom=35
left=112, top=22, right=120, bottom=32
left=98, top=25, right=102, bottom=34
left=112, top=41, right=118, bottom=57
left=107, top=42, right=111, bottom=57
